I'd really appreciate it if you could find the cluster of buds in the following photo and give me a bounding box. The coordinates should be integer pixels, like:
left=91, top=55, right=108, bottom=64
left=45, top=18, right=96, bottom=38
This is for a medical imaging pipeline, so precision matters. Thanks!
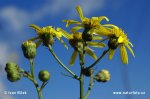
left=5, top=62, right=21, bottom=82
left=95, top=69, right=110, bottom=82
left=21, top=40, right=36, bottom=59
left=38, top=70, right=50, bottom=82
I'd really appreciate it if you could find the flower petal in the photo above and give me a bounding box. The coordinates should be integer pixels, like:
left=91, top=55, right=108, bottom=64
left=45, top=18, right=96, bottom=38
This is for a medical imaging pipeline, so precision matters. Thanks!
left=120, top=45, right=128, bottom=64
left=76, top=5, right=84, bottom=21
left=85, top=47, right=97, bottom=60
left=93, top=36, right=103, bottom=40
left=56, top=28, right=72, bottom=39
left=126, top=44, right=135, bottom=57
left=29, top=24, right=41, bottom=31
left=69, top=50, right=77, bottom=66
left=86, top=42, right=105, bottom=48
left=71, top=25, right=83, bottom=33
left=98, top=16, right=109, bottom=23
left=103, top=24, right=119, bottom=29
left=63, top=20, right=81, bottom=27
left=108, top=49, right=115, bottom=60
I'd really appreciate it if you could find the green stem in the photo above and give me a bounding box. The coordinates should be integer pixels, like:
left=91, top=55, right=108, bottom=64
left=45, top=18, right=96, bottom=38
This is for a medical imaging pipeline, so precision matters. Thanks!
left=86, top=49, right=110, bottom=70
left=48, top=44, right=79, bottom=80
left=36, top=88, right=42, bottom=99
left=79, top=53, right=85, bottom=99
left=29, top=59, right=35, bottom=78
left=28, top=59, right=43, bottom=99
left=80, top=74, right=84, bottom=99
left=85, top=75, right=94, bottom=99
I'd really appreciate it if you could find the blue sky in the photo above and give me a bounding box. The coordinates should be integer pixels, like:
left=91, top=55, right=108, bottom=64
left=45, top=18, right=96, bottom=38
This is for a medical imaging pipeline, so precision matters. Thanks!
left=0, top=0, right=150, bottom=99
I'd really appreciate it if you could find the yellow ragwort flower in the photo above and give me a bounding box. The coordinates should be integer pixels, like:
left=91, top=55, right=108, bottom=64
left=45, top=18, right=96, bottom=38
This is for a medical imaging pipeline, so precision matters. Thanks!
left=68, top=32, right=105, bottom=66
left=29, top=24, right=71, bottom=48
left=63, top=5, right=109, bottom=40
left=104, top=25, right=135, bottom=64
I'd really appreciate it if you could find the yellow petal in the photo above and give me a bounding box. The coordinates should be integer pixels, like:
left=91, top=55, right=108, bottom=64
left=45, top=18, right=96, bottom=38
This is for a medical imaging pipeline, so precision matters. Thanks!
left=98, top=16, right=109, bottom=23
left=120, top=45, right=128, bottom=64
left=103, top=24, right=119, bottom=29
left=29, top=24, right=41, bottom=31
left=128, top=41, right=133, bottom=47
left=69, top=50, right=77, bottom=66
left=126, top=44, right=135, bottom=57
left=95, top=25, right=112, bottom=36
left=76, top=5, right=84, bottom=21
left=71, top=25, right=83, bottom=33
left=35, top=39, right=42, bottom=48
left=108, top=49, right=115, bottom=60
left=86, top=42, right=105, bottom=48
left=56, top=28, right=72, bottom=39
left=85, top=47, right=97, bottom=60
left=118, top=36, right=124, bottom=43
left=63, top=20, right=81, bottom=27
left=93, top=36, right=103, bottom=40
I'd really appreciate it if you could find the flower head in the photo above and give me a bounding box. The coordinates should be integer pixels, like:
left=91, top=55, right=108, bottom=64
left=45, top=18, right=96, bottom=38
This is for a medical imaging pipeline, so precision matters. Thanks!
left=29, top=24, right=71, bottom=48
left=63, top=5, right=109, bottom=41
left=68, top=32, right=105, bottom=66
left=104, top=26, right=135, bottom=64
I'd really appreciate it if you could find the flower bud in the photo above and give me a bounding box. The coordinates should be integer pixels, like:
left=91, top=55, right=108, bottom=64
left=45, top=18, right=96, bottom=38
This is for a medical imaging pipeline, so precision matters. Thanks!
left=95, top=69, right=110, bottom=82
left=38, top=70, right=50, bottom=82
left=83, top=68, right=94, bottom=77
left=7, top=73, right=21, bottom=82
left=5, top=62, right=18, bottom=73
left=5, top=62, right=21, bottom=82
left=41, top=33, right=54, bottom=46
left=108, top=38, right=118, bottom=49
left=21, top=40, right=36, bottom=59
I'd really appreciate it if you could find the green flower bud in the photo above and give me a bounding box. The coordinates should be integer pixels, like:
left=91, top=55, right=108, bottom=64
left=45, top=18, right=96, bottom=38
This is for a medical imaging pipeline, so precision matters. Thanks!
left=38, top=70, right=50, bottom=82
left=108, top=38, right=118, bottom=49
left=5, top=62, right=21, bottom=82
left=21, top=40, right=36, bottom=59
left=83, top=68, right=94, bottom=77
left=5, top=62, right=18, bottom=73
left=7, top=73, right=21, bottom=82
left=95, top=69, right=110, bottom=82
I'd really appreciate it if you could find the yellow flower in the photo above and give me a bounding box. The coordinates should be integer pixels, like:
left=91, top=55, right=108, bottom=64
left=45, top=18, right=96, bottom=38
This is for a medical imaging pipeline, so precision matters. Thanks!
left=69, top=32, right=105, bottom=66
left=63, top=5, right=109, bottom=41
left=29, top=24, right=71, bottom=48
left=105, top=25, right=135, bottom=64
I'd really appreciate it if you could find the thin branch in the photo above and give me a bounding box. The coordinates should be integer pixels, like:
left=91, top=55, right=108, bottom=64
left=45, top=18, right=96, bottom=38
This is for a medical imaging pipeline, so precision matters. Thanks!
left=86, top=49, right=110, bottom=70
left=48, top=44, right=79, bottom=80
left=85, top=75, right=94, bottom=99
